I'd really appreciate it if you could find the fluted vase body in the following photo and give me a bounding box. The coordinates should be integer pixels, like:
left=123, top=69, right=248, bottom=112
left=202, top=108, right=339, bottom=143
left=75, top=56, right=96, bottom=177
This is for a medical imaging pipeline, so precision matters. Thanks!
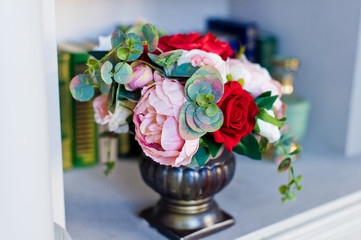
left=139, top=150, right=236, bottom=239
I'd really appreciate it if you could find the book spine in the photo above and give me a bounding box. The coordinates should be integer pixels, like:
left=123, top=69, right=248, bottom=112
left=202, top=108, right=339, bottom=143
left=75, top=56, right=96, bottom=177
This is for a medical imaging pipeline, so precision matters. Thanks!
left=243, top=25, right=258, bottom=62
left=58, top=52, right=74, bottom=170
left=70, top=53, right=98, bottom=167
left=207, top=19, right=258, bottom=62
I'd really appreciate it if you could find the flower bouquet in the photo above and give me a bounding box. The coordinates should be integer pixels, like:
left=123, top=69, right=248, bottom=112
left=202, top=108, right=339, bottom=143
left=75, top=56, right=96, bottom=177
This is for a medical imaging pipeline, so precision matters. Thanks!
left=69, top=23, right=303, bottom=238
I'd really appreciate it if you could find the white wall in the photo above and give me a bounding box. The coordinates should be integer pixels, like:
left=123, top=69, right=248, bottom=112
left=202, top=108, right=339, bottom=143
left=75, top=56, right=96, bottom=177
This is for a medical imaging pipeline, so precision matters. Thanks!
left=55, top=0, right=228, bottom=43
left=0, top=0, right=57, bottom=239
left=229, top=0, right=361, bottom=154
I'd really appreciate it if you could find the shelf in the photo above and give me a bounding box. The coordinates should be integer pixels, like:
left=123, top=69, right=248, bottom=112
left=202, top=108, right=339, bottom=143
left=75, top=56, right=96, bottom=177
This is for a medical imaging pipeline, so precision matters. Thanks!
left=64, top=140, right=361, bottom=239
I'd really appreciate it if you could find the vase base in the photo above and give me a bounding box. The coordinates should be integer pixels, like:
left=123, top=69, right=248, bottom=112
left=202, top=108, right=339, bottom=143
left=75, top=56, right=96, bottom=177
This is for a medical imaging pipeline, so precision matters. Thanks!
left=140, top=206, right=234, bottom=240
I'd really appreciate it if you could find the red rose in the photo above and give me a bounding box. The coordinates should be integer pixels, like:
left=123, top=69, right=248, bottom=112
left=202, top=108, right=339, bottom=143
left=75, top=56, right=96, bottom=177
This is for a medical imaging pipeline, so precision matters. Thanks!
left=157, top=32, right=233, bottom=60
left=213, top=81, right=258, bottom=151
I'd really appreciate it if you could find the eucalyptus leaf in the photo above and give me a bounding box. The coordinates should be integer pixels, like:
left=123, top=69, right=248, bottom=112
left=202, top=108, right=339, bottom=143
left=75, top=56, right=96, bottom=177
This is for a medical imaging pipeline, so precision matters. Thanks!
left=279, top=185, right=288, bottom=194
left=107, top=82, right=118, bottom=114
left=142, top=23, right=159, bottom=52
left=206, top=103, right=218, bottom=117
left=125, top=33, right=143, bottom=61
left=113, top=62, right=134, bottom=84
left=100, top=61, right=113, bottom=84
left=69, top=74, right=94, bottom=102
left=172, top=63, right=199, bottom=77
left=155, top=50, right=183, bottom=68
left=117, top=47, right=130, bottom=61
left=148, top=53, right=158, bottom=64
left=111, top=28, right=126, bottom=49
left=99, top=81, right=109, bottom=95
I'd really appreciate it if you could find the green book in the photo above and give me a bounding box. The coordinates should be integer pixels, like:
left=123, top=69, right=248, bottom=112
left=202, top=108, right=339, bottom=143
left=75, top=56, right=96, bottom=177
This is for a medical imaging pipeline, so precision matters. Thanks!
left=58, top=43, right=98, bottom=168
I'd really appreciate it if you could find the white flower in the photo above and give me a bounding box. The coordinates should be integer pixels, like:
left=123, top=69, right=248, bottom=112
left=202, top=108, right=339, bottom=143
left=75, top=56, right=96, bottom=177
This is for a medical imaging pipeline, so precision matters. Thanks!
left=257, top=109, right=281, bottom=143
left=93, top=35, right=112, bottom=51
left=108, top=100, right=136, bottom=134
left=226, top=55, right=284, bottom=118
left=177, top=49, right=227, bottom=83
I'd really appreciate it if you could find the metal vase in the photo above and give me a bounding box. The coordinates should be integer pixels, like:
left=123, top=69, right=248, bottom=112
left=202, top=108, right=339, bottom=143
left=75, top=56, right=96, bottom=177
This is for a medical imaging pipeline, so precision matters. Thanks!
left=139, top=150, right=235, bottom=240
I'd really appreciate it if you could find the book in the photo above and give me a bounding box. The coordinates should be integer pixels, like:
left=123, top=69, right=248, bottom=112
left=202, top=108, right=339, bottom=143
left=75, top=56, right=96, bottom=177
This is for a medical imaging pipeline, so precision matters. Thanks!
left=58, top=43, right=98, bottom=168
left=207, top=18, right=258, bottom=62
left=256, top=33, right=278, bottom=72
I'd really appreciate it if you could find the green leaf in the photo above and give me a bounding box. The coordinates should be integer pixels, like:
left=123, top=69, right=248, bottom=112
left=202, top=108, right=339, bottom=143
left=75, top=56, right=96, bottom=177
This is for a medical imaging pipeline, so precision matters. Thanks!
left=155, top=50, right=183, bottom=68
left=226, top=74, right=233, bottom=81
left=256, top=91, right=272, bottom=99
left=286, top=191, right=296, bottom=200
left=147, top=53, right=158, bottom=64
left=117, top=84, right=141, bottom=102
left=142, top=23, right=159, bottom=52
left=111, top=28, right=126, bottom=49
left=69, top=74, right=94, bottom=102
left=255, top=95, right=278, bottom=110
left=290, top=146, right=303, bottom=155
left=237, top=78, right=245, bottom=87
left=100, top=61, right=113, bottom=84
left=172, top=63, right=199, bottom=77
left=257, top=108, right=283, bottom=128
left=259, top=137, right=269, bottom=152
left=297, top=185, right=303, bottom=191
left=196, top=93, right=208, bottom=107
left=130, top=49, right=143, bottom=54
left=278, top=158, right=291, bottom=173
left=206, top=103, right=218, bottom=117
left=99, top=80, right=109, bottom=95
left=233, top=133, right=262, bottom=160
left=87, top=58, right=98, bottom=67
left=107, top=82, right=118, bottom=114
left=295, top=175, right=303, bottom=184
left=113, top=62, right=134, bottom=84
left=201, top=134, right=223, bottom=158
left=279, top=185, right=288, bottom=194
left=104, top=161, right=115, bottom=176
left=192, top=147, right=210, bottom=166
left=126, top=33, right=143, bottom=61
left=254, top=121, right=260, bottom=133
left=116, top=47, right=130, bottom=61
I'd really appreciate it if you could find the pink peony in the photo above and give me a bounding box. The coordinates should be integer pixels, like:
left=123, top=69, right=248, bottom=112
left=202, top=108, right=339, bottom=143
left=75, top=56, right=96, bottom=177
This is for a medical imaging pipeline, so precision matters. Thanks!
left=133, top=73, right=199, bottom=166
left=92, top=95, right=111, bottom=124
left=125, top=63, right=154, bottom=91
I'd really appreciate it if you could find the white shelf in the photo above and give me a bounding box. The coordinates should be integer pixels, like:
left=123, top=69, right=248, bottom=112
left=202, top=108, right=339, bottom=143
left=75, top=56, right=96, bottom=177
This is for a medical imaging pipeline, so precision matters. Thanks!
left=64, top=140, right=361, bottom=239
